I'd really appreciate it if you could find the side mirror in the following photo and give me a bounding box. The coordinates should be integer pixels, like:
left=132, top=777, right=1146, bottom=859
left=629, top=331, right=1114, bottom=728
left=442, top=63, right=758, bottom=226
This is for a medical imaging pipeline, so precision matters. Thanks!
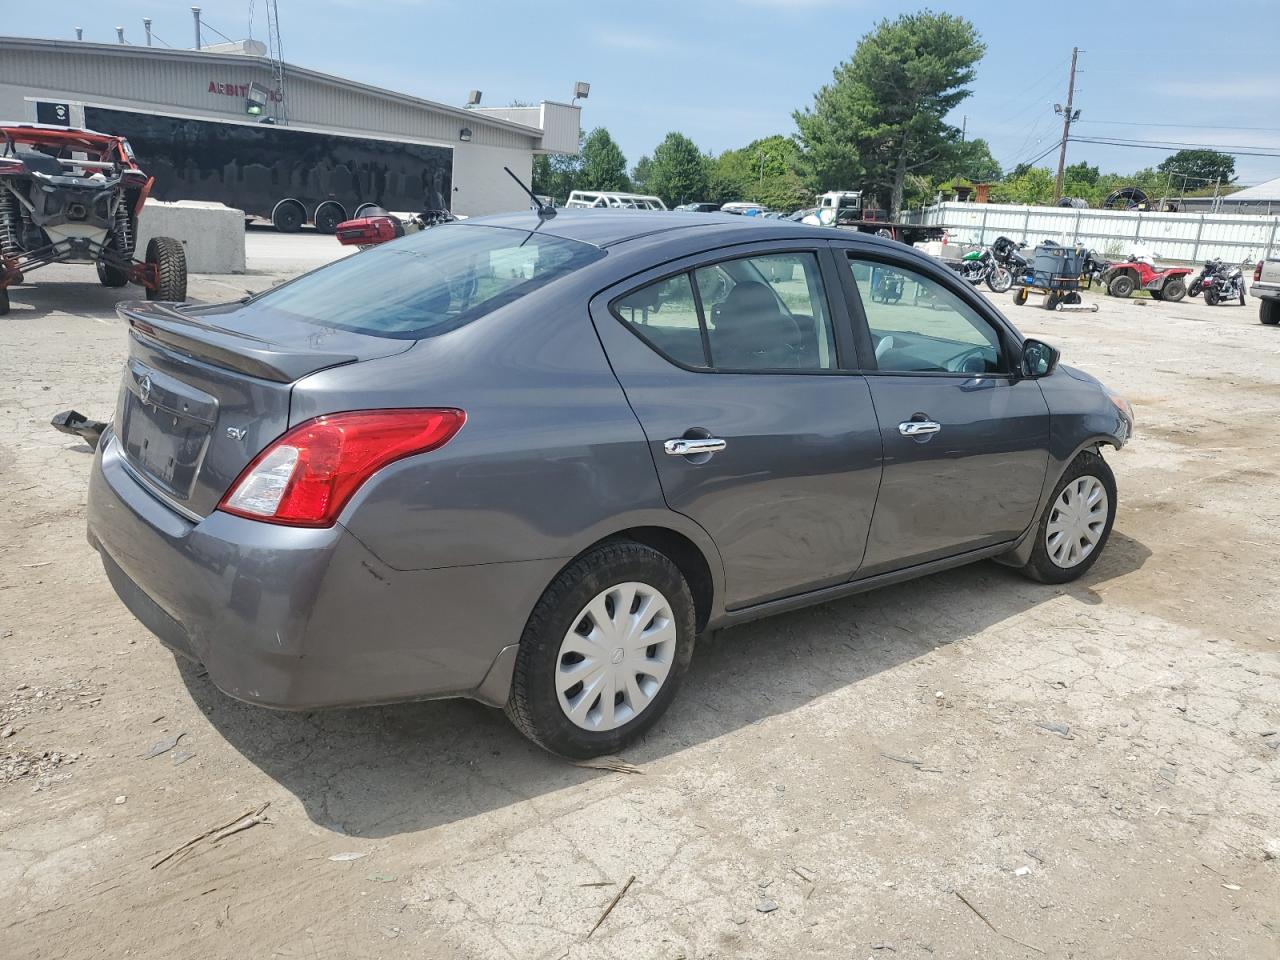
left=1021, top=338, right=1060, bottom=378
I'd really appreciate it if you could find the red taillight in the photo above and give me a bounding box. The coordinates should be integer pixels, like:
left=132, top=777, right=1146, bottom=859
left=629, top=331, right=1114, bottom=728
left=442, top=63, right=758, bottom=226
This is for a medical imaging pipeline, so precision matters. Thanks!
left=218, top=409, right=466, bottom=527
left=334, top=216, right=401, bottom=247
left=1255, top=260, right=1264, bottom=281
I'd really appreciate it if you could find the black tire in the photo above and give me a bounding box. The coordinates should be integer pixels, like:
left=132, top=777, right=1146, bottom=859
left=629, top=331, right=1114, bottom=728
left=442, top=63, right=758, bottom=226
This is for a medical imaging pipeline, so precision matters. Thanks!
left=1162, top=278, right=1186, bottom=302
left=0, top=287, right=8, bottom=316
left=1065, top=291, right=1082, bottom=305
left=1012, top=288, right=1028, bottom=306
left=1150, top=288, right=1164, bottom=301
left=313, top=203, right=344, bottom=234
left=1189, top=279, right=1202, bottom=297
left=1043, top=291, right=1059, bottom=310
left=1239, top=287, right=1246, bottom=306
left=505, top=541, right=697, bottom=759
left=986, top=265, right=1013, bottom=293
left=1204, top=286, right=1219, bottom=306
left=271, top=201, right=304, bottom=233
left=1108, top=273, right=1135, bottom=298
left=1017, top=450, right=1118, bottom=585
left=144, top=237, right=187, bottom=302
left=1261, top=300, right=1280, bottom=325
left=96, top=260, right=128, bottom=287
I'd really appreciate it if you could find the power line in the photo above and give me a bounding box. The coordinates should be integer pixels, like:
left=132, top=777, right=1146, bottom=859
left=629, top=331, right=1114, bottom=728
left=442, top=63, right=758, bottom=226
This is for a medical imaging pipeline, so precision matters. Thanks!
left=1078, top=119, right=1280, bottom=133
left=1070, top=136, right=1280, bottom=158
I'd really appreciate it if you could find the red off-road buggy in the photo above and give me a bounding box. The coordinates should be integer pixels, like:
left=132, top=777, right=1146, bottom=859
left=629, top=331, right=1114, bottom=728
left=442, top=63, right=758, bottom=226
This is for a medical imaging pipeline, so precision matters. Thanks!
left=1100, top=255, right=1192, bottom=302
left=0, top=123, right=187, bottom=315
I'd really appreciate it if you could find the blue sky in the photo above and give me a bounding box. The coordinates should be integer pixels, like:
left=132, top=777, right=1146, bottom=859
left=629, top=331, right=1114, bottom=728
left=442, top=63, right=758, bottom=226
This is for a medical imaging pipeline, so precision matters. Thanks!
left=17, top=0, right=1280, bottom=186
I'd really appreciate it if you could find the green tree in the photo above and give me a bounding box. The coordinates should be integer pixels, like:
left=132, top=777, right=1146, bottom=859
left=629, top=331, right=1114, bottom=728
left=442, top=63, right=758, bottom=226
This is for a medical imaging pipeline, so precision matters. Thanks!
left=945, top=136, right=1001, bottom=182
left=648, top=132, right=709, bottom=207
left=579, top=127, right=630, bottom=192
left=711, top=135, right=813, bottom=211
left=1064, top=161, right=1099, bottom=186
left=794, top=11, right=985, bottom=216
left=1157, top=149, right=1236, bottom=188
left=630, top=155, right=653, bottom=193
left=990, top=166, right=1055, bottom=205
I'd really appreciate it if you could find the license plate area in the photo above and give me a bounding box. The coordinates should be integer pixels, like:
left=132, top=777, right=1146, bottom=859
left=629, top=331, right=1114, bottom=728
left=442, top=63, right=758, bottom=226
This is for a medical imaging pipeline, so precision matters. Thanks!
left=119, top=361, right=217, bottom=501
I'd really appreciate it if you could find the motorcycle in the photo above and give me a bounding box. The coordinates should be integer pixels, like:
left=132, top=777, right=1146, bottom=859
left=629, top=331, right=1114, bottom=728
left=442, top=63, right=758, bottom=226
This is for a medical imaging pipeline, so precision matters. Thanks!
left=957, top=244, right=1015, bottom=293
left=1201, top=259, right=1247, bottom=306
left=1189, top=259, right=1227, bottom=298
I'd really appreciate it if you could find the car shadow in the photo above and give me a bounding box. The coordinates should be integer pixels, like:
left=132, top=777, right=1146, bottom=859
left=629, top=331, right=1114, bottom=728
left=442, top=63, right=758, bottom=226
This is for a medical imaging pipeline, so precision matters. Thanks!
left=2, top=280, right=141, bottom=320
left=179, top=532, right=1151, bottom=839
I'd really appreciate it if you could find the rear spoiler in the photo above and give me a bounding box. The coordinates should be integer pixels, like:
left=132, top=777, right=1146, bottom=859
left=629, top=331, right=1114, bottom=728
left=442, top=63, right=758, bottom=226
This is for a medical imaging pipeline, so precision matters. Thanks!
left=117, top=301, right=356, bottom=383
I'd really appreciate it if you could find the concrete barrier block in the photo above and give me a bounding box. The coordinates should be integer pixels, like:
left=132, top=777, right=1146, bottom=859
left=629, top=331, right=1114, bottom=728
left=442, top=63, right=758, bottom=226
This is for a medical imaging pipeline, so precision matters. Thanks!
left=135, top=201, right=246, bottom=274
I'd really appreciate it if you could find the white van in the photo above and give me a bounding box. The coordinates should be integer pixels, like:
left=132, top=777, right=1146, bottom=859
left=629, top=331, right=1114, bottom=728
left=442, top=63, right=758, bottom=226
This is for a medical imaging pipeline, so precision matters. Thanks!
left=564, top=191, right=668, bottom=211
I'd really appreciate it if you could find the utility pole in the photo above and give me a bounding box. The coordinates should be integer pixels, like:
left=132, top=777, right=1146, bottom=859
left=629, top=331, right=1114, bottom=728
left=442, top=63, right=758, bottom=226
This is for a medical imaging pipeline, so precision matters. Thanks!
left=961, top=115, right=967, bottom=143
left=1053, top=47, right=1081, bottom=202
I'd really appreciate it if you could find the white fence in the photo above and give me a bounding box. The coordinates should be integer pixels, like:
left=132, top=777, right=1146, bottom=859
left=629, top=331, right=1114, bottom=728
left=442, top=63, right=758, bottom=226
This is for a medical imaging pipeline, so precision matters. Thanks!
left=906, top=201, right=1280, bottom=264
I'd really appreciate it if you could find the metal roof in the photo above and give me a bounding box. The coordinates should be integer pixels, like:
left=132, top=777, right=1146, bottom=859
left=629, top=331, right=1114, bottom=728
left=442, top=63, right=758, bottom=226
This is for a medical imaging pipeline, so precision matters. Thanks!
left=0, top=35, right=544, bottom=139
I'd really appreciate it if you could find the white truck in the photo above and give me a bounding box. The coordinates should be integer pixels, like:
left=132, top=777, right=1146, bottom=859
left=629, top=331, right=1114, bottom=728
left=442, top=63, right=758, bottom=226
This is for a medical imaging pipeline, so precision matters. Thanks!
left=1250, top=256, right=1280, bottom=325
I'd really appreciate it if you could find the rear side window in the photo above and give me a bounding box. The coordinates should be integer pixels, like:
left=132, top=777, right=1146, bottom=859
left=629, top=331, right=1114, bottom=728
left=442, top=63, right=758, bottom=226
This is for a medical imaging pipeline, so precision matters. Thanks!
left=250, top=224, right=604, bottom=339
left=612, top=252, right=836, bottom=371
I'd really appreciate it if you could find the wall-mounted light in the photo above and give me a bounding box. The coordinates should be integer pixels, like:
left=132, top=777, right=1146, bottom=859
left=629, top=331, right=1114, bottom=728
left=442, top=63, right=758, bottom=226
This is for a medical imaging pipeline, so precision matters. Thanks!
left=572, top=81, right=590, bottom=104
left=459, top=128, right=473, bottom=142
left=467, top=90, right=482, bottom=107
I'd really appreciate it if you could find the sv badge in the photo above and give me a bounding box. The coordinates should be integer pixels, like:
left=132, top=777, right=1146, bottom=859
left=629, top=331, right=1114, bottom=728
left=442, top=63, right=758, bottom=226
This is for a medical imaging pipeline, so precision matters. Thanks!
left=225, top=426, right=248, bottom=442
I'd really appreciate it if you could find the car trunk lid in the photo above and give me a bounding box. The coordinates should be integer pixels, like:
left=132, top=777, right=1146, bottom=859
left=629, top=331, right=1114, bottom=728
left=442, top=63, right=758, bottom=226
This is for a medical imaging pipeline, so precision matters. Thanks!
left=115, top=299, right=412, bottom=517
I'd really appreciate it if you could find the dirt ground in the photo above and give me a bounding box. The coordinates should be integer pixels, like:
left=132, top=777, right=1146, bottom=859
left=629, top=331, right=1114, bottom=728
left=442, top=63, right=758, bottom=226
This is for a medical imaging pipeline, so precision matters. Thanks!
left=1, top=240, right=1278, bottom=960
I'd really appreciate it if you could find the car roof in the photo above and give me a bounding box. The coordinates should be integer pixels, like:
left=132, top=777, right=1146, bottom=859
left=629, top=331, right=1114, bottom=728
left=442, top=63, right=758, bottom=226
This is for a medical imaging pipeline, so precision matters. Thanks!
left=467, top=210, right=852, bottom=248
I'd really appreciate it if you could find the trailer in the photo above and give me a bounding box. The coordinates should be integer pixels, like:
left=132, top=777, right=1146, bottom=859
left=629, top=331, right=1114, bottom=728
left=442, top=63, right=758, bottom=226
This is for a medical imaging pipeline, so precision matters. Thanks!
left=802, top=190, right=942, bottom=246
left=81, top=106, right=453, bottom=233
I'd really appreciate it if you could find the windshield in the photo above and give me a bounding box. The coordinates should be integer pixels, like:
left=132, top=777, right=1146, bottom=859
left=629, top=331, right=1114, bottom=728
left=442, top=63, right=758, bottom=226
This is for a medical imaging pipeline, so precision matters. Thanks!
left=249, top=224, right=604, bottom=339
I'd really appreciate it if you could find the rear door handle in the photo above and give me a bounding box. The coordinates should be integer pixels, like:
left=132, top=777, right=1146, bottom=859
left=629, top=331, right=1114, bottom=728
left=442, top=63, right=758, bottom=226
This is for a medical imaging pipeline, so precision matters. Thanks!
left=898, top=420, right=941, bottom=437
left=664, top=437, right=727, bottom=456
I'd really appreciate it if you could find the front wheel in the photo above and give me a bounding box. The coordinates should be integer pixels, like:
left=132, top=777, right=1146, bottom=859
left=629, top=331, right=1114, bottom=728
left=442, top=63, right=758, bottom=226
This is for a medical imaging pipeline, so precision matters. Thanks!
left=1162, top=278, right=1187, bottom=302
left=505, top=541, right=697, bottom=758
left=986, top=265, right=1013, bottom=293
left=1017, top=450, right=1117, bottom=584
left=1012, top=287, right=1029, bottom=306
left=144, top=237, right=188, bottom=302
left=1239, top=287, right=1246, bottom=306
left=1189, top=279, right=1203, bottom=297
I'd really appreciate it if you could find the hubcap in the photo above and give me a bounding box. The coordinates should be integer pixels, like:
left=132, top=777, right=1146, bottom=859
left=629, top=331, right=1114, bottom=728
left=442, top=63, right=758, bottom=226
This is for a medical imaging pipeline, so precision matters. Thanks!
left=556, top=582, right=677, bottom=732
left=1046, top=475, right=1109, bottom=568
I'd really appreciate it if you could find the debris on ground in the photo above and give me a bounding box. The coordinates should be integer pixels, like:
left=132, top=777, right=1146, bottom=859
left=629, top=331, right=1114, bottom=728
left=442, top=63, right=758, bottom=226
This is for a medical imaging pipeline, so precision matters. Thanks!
left=151, top=802, right=272, bottom=869
left=50, top=409, right=109, bottom=449
left=1263, top=839, right=1280, bottom=861
left=571, top=756, right=643, bottom=775
left=755, top=896, right=778, bottom=913
left=587, top=874, right=635, bottom=937
left=954, top=890, right=1045, bottom=955
left=114, top=795, right=127, bottom=805
left=328, top=851, right=368, bottom=862
left=141, top=732, right=186, bottom=760
left=1015, top=865, right=1032, bottom=877
left=1036, top=722, right=1071, bottom=738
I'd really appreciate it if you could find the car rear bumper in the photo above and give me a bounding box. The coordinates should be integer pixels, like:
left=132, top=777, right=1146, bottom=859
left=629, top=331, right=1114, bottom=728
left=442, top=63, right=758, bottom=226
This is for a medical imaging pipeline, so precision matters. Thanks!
left=87, top=432, right=559, bottom=710
left=1250, top=280, right=1280, bottom=301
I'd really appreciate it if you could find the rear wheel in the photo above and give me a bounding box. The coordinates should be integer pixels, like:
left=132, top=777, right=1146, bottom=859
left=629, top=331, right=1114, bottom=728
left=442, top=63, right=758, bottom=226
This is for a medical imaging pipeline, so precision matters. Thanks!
left=1162, top=278, right=1186, bottom=302
left=1108, top=273, right=1135, bottom=298
left=144, top=237, right=187, bottom=302
left=96, top=260, right=128, bottom=287
left=0, top=287, right=8, bottom=316
left=1239, top=286, right=1246, bottom=306
left=1018, top=450, right=1117, bottom=584
left=1150, top=288, right=1164, bottom=301
left=505, top=541, right=696, bottom=758
left=1012, top=287, right=1029, bottom=306
left=1261, top=300, right=1280, bottom=325
left=1205, top=286, right=1219, bottom=306
left=313, top=202, right=345, bottom=234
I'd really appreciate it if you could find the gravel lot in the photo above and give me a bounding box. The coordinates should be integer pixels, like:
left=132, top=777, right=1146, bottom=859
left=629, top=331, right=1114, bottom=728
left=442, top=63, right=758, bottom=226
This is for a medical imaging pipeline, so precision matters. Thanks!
left=1, top=236, right=1278, bottom=959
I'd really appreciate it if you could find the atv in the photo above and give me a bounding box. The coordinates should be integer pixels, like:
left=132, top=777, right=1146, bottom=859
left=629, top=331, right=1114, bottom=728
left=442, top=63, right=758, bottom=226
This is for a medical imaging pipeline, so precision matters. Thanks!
left=1100, top=255, right=1191, bottom=302
left=0, top=123, right=186, bottom=316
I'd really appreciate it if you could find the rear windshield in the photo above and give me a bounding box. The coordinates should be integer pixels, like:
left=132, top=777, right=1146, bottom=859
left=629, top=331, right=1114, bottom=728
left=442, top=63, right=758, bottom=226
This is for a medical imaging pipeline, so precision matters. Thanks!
left=250, top=223, right=604, bottom=339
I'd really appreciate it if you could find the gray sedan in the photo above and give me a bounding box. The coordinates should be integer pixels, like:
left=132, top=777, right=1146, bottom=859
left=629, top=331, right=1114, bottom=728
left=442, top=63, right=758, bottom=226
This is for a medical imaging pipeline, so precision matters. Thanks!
left=87, top=213, right=1134, bottom=758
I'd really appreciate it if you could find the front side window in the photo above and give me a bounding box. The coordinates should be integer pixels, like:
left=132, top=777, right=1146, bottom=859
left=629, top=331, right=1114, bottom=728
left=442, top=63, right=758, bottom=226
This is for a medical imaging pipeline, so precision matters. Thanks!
left=848, top=257, right=1005, bottom=374
left=247, top=224, right=603, bottom=340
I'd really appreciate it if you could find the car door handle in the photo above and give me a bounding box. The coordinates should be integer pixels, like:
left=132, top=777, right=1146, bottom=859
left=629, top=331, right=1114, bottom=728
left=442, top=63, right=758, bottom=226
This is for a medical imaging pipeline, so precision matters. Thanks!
left=898, top=420, right=941, bottom=437
left=664, top=437, right=727, bottom=456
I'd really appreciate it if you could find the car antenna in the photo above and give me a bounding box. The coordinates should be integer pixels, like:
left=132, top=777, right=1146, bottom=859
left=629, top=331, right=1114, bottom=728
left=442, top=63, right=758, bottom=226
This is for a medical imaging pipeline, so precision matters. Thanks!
left=504, top=166, right=556, bottom=220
